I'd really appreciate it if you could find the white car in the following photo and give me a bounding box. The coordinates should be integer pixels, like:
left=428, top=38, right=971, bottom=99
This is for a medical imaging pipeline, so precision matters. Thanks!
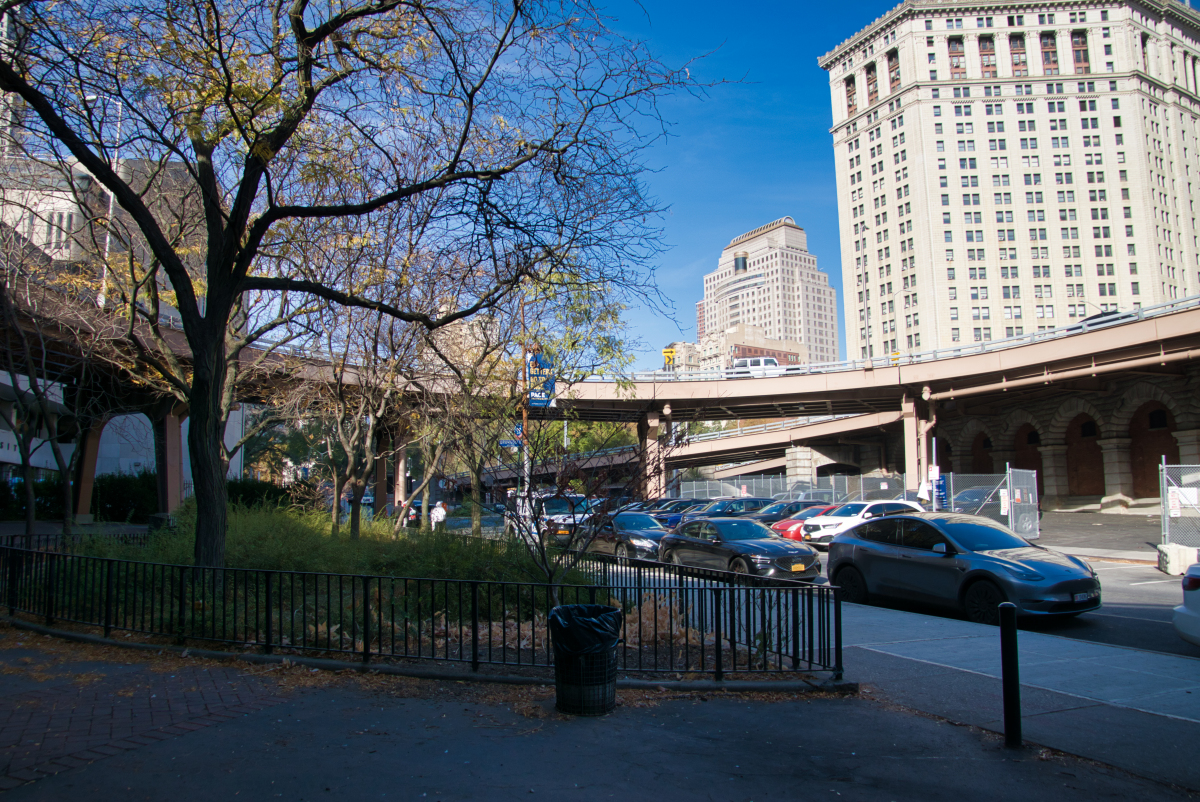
left=729, top=357, right=788, bottom=378
left=1173, top=563, right=1200, bottom=647
left=801, top=500, right=925, bottom=547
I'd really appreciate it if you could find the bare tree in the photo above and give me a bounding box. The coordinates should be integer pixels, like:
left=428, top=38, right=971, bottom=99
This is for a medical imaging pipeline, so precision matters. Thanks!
left=0, top=0, right=688, bottom=566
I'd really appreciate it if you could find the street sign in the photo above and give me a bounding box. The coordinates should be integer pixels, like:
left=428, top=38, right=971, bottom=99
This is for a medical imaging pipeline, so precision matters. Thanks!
left=499, top=440, right=522, bottom=449
left=528, top=389, right=552, bottom=408
left=528, top=352, right=555, bottom=397
left=662, top=348, right=675, bottom=369
left=513, top=423, right=524, bottom=437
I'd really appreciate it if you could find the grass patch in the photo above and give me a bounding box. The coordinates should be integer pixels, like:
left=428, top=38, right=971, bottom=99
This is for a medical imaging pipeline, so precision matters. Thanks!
left=76, top=499, right=573, bottom=585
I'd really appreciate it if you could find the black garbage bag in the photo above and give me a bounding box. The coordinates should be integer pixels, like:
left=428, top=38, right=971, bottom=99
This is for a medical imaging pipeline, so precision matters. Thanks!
left=548, top=604, right=623, bottom=655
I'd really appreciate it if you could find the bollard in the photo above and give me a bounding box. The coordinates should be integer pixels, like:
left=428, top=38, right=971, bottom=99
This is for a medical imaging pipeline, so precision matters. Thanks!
left=998, top=601, right=1022, bottom=748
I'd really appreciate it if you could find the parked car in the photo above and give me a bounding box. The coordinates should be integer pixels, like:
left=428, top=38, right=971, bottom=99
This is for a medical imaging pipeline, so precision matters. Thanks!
left=728, top=356, right=786, bottom=378
left=658, top=518, right=821, bottom=579
left=827, top=512, right=1101, bottom=625
left=585, top=512, right=670, bottom=560
left=678, top=497, right=775, bottom=525
left=745, top=499, right=828, bottom=526
left=950, top=486, right=1002, bottom=515
left=653, top=498, right=713, bottom=530
left=771, top=505, right=840, bottom=540
left=802, top=500, right=925, bottom=547
left=639, top=497, right=680, bottom=513
left=505, top=493, right=590, bottom=544
left=1174, top=563, right=1200, bottom=647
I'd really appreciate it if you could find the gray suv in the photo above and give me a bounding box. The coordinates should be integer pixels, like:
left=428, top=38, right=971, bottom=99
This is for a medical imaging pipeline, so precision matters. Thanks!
left=828, top=512, right=1100, bottom=625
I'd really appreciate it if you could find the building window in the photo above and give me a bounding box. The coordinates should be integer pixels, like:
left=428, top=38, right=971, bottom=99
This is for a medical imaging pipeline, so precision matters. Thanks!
left=888, top=50, right=901, bottom=91
left=979, top=35, right=997, bottom=78
left=1010, top=33, right=1028, bottom=76
left=949, top=37, right=966, bottom=79
left=866, top=63, right=879, bottom=105
left=846, top=77, right=857, bottom=115
left=1040, top=32, right=1059, bottom=76
left=1071, top=31, right=1090, bottom=74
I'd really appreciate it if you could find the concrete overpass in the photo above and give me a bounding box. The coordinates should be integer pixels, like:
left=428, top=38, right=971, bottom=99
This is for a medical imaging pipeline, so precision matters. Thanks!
left=552, top=296, right=1200, bottom=509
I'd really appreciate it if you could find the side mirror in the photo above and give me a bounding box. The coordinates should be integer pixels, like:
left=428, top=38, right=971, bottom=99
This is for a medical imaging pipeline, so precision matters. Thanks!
left=861, top=512, right=873, bottom=519
left=932, top=543, right=949, bottom=555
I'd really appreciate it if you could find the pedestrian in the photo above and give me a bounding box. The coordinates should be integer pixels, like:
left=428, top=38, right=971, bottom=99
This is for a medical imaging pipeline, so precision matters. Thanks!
left=430, top=500, right=447, bottom=533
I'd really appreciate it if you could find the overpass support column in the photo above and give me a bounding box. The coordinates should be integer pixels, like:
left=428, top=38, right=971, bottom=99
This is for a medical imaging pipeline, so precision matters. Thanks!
left=152, top=406, right=186, bottom=514
left=902, top=396, right=921, bottom=491
left=374, top=431, right=390, bottom=516
left=786, top=446, right=817, bottom=488
left=1172, top=428, right=1200, bottom=465
left=637, top=412, right=664, bottom=500
left=72, top=419, right=107, bottom=524
left=1039, top=445, right=1070, bottom=511
left=1098, top=437, right=1134, bottom=511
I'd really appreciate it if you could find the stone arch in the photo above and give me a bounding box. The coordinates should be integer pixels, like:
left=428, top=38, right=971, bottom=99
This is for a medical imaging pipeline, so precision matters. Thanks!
left=1128, top=400, right=1180, bottom=498
left=1046, top=397, right=1107, bottom=444
left=953, top=418, right=996, bottom=461
left=1065, top=412, right=1105, bottom=496
left=1108, top=381, right=1189, bottom=433
left=1000, top=408, right=1044, bottom=445
left=1012, top=422, right=1045, bottom=496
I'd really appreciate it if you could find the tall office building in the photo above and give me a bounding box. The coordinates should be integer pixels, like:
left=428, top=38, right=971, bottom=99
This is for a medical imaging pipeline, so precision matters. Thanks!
left=821, top=0, right=1198, bottom=359
left=697, top=217, right=839, bottom=363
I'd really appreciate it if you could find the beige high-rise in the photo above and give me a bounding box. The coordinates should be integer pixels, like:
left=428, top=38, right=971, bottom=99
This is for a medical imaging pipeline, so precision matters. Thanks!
left=821, top=1, right=1198, bottom=359
left=697, top=217, right=839, bottom=363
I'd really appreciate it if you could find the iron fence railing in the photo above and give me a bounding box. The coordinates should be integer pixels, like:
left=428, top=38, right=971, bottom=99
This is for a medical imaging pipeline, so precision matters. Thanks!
left=0, top=546, right=842, bottom=680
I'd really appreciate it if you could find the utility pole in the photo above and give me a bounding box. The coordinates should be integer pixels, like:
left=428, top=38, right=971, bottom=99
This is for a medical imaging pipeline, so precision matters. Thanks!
left=520, top=291, right=531, bottom=511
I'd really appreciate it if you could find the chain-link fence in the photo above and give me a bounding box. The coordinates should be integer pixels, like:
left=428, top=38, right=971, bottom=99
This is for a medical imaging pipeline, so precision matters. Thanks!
left=678, top=468, right=1040, bottom=537
left=1161, top=464, right=1200, bottom=547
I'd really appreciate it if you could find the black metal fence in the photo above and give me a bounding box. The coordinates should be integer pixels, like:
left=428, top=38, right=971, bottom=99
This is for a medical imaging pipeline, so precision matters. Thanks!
left=0, top=546, right=842, bottom=680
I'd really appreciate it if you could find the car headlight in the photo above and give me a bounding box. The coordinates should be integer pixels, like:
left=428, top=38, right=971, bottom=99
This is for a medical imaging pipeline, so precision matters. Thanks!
left=629, top=537, right=656, bottom=549
left=1001, top=565, right=1044, bottom=582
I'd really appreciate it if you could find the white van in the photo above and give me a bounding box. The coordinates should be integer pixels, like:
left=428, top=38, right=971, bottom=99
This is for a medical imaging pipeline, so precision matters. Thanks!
left=729, top=357, right=787, bottom=378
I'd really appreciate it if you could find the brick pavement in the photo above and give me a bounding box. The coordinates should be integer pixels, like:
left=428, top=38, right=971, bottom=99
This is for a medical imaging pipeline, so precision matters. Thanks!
left=0, top=632, right=287, bottom=791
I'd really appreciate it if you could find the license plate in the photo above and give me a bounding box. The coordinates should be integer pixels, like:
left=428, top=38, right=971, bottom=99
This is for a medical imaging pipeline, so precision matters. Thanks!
left=791, top=563, right=807, bottom=572
left=1073, top=591, right=1095, bottom=602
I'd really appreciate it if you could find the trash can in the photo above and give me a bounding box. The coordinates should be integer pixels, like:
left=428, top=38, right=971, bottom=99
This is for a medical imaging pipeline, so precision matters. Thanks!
left=549, top=604, right=623, bottom=716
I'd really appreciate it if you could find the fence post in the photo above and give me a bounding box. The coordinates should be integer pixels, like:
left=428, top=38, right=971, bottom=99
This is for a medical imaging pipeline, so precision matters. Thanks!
left=713, top=589, right=724, bottom=682
left=833, top=591, right=844, bottom=681
left=103, top=559, right=114, bottom=639
left=362, top=576, right=371, bottom=665
left=264, top=571, right=273, bottom=655
left=177, top=567, right=187, bottom=635
left=471, top=581, right=480, bottom=672
left=6, top=549, right=18, bottom=615
left=790, top=587, right=800, bottom=670
left=44, top=554, right=55, bottom=626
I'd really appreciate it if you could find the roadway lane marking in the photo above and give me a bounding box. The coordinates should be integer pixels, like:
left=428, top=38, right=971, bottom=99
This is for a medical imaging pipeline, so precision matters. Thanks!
left=1088, top=612, right=1174, bottom=624
left=1128, top=579, right=1178, bottom=586
left=1092, top=565, right=1155, bottom=571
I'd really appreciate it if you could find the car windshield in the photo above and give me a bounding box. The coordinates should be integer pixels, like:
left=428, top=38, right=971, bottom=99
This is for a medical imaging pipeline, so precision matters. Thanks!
left=941, top=520, right=1030, bottom=552
left=705, top=501, right=732, bottom=512
left=540, top=497, right=585, bottom=515
left=792, top=506, right=829, bottom=520
left=828, top=503, right=866, bottom=517
left=614, top=513, right=664, bottom=531
left=712, top=519, right=777, bottom=541
left=668, top=499, right=699, bottom=512
left=759, top=502, right=789, bottom=515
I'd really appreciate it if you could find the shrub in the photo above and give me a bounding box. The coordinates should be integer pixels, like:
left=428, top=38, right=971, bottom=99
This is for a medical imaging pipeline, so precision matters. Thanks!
left=226, top=478, right=291, bottom=508
left=93, top=469, right=159, bottom=524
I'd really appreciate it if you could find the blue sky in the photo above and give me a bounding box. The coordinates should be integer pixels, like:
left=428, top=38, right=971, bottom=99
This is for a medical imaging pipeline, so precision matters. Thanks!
left=610, top=0, right=900, bottom=369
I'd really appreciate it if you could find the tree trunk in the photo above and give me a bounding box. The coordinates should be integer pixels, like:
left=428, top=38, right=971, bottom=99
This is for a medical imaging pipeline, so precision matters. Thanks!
left=330, top=473, right=344, bottom=539
left=470, top=461, right=484, bottom=538
left=420, top=480, right=432, bottom=531
left=349, top=479, right=365, bottom=539
left=20, top=455, right=35, bottom=540
left=188, top=368, right=229, bottom=568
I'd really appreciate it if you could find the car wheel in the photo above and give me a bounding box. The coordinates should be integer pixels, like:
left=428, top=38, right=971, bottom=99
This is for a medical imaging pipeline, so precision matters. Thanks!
left=670, top=551, right=684, bottom=567
left=834, top=566, right=869, bottom=605
left=730, top=558, right=750, bottom=574
left=1013, top=512, right=1037, bottom=535
left=615, top=544, right=631, bottom=561
left=963, top=580, right=1007, bottom=625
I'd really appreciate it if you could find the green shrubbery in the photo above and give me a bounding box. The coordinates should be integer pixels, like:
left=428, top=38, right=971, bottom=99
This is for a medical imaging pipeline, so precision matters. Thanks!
left=80, top=500, right=549, bottom=583
left=92, top=469, right=159, bottom=523
left=0, top=474, right=66, bottom=520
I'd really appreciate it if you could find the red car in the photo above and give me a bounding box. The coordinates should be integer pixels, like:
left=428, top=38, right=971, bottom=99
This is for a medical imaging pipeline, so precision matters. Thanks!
left=771, top=505, right=839, bottom=541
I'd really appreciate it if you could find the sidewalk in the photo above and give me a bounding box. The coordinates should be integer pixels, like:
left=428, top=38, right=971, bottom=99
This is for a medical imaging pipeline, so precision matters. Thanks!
left=842, top=603, right=1200, bottom=789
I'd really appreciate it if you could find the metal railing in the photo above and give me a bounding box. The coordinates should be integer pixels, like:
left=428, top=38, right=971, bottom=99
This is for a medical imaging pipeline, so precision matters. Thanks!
left=0, top=546, right=842, bottom=680
left=596, top=294, right=1200, bottom=383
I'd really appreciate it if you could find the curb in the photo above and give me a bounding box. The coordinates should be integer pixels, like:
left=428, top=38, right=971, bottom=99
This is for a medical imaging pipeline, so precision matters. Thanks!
left=3, top=617, right=856, bottom=695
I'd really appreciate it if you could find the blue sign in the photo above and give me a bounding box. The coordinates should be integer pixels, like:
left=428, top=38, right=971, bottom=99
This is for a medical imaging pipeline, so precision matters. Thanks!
left=528, top=389, right=552, bottom=408
left=528, top=353, right=555, bottom=397
left=499, top=440, right=522, bottom=449
left=513, top=423, right=524, bottom=437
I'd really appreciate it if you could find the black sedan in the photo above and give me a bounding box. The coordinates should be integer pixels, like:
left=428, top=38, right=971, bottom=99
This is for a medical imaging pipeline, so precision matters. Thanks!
left=584, top=512, right=670, bottom=560
left=743, top=499, right=827, bottom=525
left=678, top=497, right=775, bottom=525
left=658, top=518, right=821, bottom=580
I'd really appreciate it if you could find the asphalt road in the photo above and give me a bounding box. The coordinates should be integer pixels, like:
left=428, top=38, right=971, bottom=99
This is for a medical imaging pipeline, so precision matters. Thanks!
left=812, top=554, right=1198, bottom=658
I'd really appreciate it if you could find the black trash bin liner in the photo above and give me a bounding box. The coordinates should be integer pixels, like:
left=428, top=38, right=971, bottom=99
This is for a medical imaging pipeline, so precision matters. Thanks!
left=549, top=604, right=623, bottom=716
